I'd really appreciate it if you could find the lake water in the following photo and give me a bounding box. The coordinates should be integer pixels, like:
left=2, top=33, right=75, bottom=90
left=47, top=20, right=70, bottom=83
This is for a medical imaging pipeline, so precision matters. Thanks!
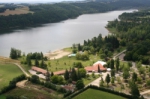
left=0, top=9, right=136, bottom=57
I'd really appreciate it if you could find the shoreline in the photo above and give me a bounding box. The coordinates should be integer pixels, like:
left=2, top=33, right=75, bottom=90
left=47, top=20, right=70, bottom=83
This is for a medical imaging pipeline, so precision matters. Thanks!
left=44, top=48, right=71, bottom=60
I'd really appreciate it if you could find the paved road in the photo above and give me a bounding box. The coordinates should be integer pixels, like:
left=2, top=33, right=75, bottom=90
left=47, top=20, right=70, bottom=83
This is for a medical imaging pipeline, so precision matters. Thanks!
left=14, top=63, right=30, bottom=77
left=113, top=50, right=126, bottom=60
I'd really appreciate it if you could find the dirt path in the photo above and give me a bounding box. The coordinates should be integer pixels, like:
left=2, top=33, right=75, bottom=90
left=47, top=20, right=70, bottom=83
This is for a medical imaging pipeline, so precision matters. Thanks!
left=16, top=80, right=28, bottom=88
left=141, top=90, right=150, bottom=95
left=14, top=63, right=30, bottom=77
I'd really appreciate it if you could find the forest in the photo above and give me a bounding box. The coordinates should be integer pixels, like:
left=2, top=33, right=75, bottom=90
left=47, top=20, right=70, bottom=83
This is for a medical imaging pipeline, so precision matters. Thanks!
left=0, top=0, right=150, bottom=33
left=107, top=10, right=150, bottom=64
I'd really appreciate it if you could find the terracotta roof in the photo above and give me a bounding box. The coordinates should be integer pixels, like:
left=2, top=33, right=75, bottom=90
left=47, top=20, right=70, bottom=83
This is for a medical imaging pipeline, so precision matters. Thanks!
left=84, top=63, right=106, bottom=72
left=31, top=66, right=47, bottom=74
left=54, top=68, right=78, bottom=75
left=54, top=70, right=65, bottom=75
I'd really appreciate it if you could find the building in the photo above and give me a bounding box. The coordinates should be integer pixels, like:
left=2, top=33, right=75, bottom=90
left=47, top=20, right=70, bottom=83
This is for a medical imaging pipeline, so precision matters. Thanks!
left=84, top=61, right=107, bottom=73
left=31, top=66, right=47, bottom=75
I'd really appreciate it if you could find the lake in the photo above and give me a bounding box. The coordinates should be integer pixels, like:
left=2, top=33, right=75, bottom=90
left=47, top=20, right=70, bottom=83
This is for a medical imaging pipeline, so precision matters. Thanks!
left=0, top=9, right=136, bottom=57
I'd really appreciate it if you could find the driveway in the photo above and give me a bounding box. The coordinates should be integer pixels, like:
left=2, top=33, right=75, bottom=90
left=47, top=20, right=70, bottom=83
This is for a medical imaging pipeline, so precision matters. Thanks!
left=87, top=72, right=110, bottom=87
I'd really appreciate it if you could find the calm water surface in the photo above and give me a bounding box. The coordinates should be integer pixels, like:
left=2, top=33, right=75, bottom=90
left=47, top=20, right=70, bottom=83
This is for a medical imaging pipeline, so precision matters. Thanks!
left=0, top=9, right=136, bottom=57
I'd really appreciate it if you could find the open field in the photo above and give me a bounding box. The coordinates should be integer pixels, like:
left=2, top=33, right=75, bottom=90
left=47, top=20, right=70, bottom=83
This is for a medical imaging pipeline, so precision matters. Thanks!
left=47, top=54, right=100, bottom=72
left=4, top=82, right=63, bottom=99
left=73, top=88, right=127, bottom=99
left=0, top=63, right=23, bottom=89
left=0, top=95, right=6, bottom=99
left=0, top=6, right=33, bottom=16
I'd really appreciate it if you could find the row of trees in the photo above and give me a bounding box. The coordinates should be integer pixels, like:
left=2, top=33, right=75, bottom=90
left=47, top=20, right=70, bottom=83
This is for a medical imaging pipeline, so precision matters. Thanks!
left=10, top=48, right=21, bottom=59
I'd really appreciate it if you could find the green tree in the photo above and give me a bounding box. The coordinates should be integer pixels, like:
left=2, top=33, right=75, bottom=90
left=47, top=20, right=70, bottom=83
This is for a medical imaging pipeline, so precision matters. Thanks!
left=132, top=72, right=137, bottom=82
left=111, top=69, right=115, bottom=77
left=64, top=69, right=69, bottom=81
left=78, top=68, right=86, bottom=78
left=76, top=80, right=85, bottom=90
left=105, top=74, right=110, bottom=86
left=123, top=70, right=130, bottom=80
left=129, top=81, right=140, bottom=98
left=99, top=77, right=104, bottom=87
left=71, top=68, right=77, bottom=81
left=110, top=59, right=114, bottom=69
left=30, top=75, right=40, bottom=84
left=116, top=58, right=120, bottom=71
left=34, top=58, right=39, bottom=66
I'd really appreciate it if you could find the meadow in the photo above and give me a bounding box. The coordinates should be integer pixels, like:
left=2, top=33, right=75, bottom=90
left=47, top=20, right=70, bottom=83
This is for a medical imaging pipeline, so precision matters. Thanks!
left=0, top=63, right=23, bottom=89
left=0, top=6, right=33, bottom=16
left=73, top=88, right=127, bottom=99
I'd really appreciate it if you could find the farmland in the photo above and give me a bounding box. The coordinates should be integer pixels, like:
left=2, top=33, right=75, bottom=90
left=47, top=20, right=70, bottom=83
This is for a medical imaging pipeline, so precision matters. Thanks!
left=0, top=63, right=23, bottom=89
left=73, top=88, right=127, bottom=99
left=0, top=6, right=33, bottom=16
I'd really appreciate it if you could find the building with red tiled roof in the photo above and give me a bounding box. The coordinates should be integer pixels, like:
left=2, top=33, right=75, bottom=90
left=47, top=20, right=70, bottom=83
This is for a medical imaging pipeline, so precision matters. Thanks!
left=84, top=62, right=107, bottom=72
left=54, top=68, right=78, bottom=75
left=31, top=66, right=47, bottom=75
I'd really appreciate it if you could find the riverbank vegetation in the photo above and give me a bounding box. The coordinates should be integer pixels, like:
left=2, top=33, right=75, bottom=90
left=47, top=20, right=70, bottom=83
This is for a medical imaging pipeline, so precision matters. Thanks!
left=107, top=10, right=150, bottom=64
left=0, top=0, right=150, bottom=33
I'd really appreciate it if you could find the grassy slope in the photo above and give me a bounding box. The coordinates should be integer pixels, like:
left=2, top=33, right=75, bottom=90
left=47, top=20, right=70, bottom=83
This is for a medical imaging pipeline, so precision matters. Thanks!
left=0, top=64, right=23, bottom=89
left=73, top=88, right=127, bottom=99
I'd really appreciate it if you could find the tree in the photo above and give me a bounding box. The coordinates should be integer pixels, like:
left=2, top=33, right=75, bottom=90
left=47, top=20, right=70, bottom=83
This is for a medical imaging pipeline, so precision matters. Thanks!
left=110, top=59, right=114, bottom=69
left=132, top=72, right=137, bottom=82
left=105, top=74, right=110, bottom=86
left=98, top=65, right=100, bottom=73
left=111, top=69, right=115, bottom=77
left=129, top=81, right=140, bottom=98
left=70, top=68, right=77, bottom=81
left=51, top=72, right=54, bottom=77
left=30, top=75, right=40, bottom=84
left=64, top=69, right=69, bottom=81
left=99, top=77, right=104, bottom=87
left=10, top=48, right=21, bottom=59
left=76, top=80, right=85, bottom=90
left=78, top=68, right=86, bottom=78
left=111, top=77, right=115, bottom=84
left=34, top=58, right=39, bottom=66
left=123, top=70, right=130, bottom=80
left=46, top=67, right=50, bottom=82
left=116, top=58, right=120, bottom=71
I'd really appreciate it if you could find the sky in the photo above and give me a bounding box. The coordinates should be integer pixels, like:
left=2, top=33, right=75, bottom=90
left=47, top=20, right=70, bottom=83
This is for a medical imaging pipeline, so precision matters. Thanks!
left=0, top=0, right=84, bottom=3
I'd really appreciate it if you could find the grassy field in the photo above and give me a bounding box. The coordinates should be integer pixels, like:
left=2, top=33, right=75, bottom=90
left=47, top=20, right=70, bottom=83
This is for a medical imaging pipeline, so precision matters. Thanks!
left=0, top=63, right=23, bottom=89
left=21, top=53, right=101, bottom=72
left=0, top=6, right=33, bottom=16
left=47, top=54, right=100, bottom=72
left=73, top=88, right=127, bottom=99
left=0, top=95, right=6, bottom=99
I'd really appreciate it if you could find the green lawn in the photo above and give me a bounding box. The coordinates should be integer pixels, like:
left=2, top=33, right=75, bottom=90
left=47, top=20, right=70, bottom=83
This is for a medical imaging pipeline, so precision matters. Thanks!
left=73, top=88, right=127, bottom=99
left=47, top=54, right=100, bottom=72
left=0, top=95, right=6, bottom=99
left=0, top=63, right=23, bottom=89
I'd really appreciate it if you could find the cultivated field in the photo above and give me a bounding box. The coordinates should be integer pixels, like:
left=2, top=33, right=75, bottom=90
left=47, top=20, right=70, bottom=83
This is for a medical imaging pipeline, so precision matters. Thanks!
left=73, top=88, right=127, bottom=99
left=4, top=82, right=63, bottom=99
left=0, top=6, right=33, bottom=16
left=0, top=64, right=23, bottom=89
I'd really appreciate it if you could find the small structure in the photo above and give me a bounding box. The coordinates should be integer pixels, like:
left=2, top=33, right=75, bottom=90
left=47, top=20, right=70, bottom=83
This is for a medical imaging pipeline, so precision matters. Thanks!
left=31, top=66, right=47, bottom=75
left=107, top=68, right=111, bottom=72
left=68, top=54, right=76, bottom=57
left=93, top=61, right=106, bottom=66
left=54, top=70, right=66, bottom=75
